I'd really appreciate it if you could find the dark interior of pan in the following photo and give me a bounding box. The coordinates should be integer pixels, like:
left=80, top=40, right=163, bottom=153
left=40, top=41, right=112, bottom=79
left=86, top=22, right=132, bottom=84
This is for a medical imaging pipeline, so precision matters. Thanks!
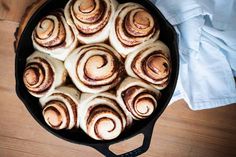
left=15, top=0, right=179, bottom=152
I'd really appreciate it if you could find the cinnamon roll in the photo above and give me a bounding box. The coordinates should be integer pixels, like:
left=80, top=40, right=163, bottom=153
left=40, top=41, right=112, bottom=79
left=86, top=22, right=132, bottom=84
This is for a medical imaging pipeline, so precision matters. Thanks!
left=79, top=92, right=129, bottom=140
left=64, top=0, right=118, bottom=44
left=109, top=2, right=160, bottom=56
left=125, top=41, right=171, bottom=90
left=64, top=43, right=124, bottom=93
left=40, top=86, right=80, bottom=130
left=32, top=11, right=78, bottom=61
left=117, top=77, right=161, bottom=120
left=23, top=51, right=67, bottom=97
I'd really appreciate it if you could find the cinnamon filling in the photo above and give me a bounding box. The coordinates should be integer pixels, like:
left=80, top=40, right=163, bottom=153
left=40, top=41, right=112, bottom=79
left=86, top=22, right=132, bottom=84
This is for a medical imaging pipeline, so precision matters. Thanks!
left=71, top=0, right=110, bottom=35
left=24, top=68, right=40, bottom=85
left=79, top=0, right=96, bottom=13
left=115, top=6, right=159, bottom=47
left=133, top=95, right=155, bottom=117
left=37, top=18, right=54, bottom=39
left=131, top=51, right=170, bottom=85
left=84, top=55, right=113, bottom=80
left=44, top=106, right=63, bottom=127
left=43, top=101, right=69, bottom=129
left=33, top=12, right=68, bottom=49
left=122, top=86, right=157, bottom=119
left=75, top=46, right=124, bottom=88
left=52, top=93, right=78, bottom=127
left=86, top=104, right=123, bottom=139
left=135, top=98, right=151, bottom=115
left=95, top=118, right=116, bottom=134
left=122, top=86, right=140, bottom=112
left=74, top=0, right=102, bottom=22
left=133, top=11, right=150, bottom=29
left=23, top=58, right=54, bottom=94
left=145, top=54, right=169, bottom=79
left=125, top=10, right=153, bottom=37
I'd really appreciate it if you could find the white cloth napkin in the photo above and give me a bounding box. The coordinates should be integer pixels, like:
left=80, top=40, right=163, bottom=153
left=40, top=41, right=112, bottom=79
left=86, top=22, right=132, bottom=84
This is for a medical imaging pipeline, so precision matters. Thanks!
left=150, top=0, right=236, bottom=110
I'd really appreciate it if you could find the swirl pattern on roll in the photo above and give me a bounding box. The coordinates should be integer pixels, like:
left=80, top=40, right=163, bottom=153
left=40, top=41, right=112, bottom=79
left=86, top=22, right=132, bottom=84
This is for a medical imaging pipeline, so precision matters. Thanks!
left=32, top=11, right=78, bottom=61
left=117, top=77, right=161, bottom=120
left=64, top=0, right=118, bottom=44
left=125, top=41, right=171, bottom=90
left=109, top=2, right=160, bottom=56
left=23, top=51, right=67, bottom=97
left=65, top=43, right=124, bottom=93
left=79, top=92, right=128, bottom=140
left=40, top=86, right=81, bottom=130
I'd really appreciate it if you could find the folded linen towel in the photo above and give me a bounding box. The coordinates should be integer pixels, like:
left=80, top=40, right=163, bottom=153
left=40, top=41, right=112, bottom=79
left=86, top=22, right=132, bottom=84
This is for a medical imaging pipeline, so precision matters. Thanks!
left=150, top=0, right=236, bottom=110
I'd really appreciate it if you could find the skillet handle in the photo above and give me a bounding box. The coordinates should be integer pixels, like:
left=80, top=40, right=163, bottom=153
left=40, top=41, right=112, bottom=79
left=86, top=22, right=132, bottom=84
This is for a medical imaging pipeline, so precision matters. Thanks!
left=92, top=119, right=156, bottom=157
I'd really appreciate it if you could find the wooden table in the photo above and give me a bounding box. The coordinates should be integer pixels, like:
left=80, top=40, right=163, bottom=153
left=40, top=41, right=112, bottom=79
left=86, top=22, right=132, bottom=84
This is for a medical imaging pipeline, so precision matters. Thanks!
left=0, top=0, right=236, bottom=156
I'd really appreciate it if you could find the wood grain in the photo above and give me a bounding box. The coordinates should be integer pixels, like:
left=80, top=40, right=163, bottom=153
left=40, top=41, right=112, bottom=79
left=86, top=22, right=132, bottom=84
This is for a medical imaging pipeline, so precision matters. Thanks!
left=0, top=0, right=36, bottom=22
left=14, top=0, right=46, bottom=49
left=0, top=0, right=236, bottom=157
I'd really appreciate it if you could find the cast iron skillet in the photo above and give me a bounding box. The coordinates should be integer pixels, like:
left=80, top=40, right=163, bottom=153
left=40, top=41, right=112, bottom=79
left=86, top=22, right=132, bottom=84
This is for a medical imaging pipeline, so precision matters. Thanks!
left=15, top=0, right=179, bottom=156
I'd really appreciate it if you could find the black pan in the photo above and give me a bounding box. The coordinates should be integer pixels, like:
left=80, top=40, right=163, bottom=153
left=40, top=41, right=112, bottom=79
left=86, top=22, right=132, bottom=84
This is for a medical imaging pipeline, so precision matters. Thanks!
left=15, top=0, right=179, bottom=156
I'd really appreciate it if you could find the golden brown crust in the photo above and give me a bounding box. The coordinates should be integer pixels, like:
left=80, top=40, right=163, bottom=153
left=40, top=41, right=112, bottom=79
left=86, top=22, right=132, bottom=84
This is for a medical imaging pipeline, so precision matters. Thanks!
left=42, top=92, right=78, bottom=130
left=125, top=41, right=171, bottom=90
left=121, top=86, right=159, bottom=120
left=75, top=45, right=124, bottom=88
left=32, top=11, right=70, bottom=49
left=115, top=5, right=159, bottom=47
left=23, top=57, right=54, bottom=94
left=79, top=93, right=127, bottom=140
left=132, top=51, right=170, bottom=85
left=86, top=104, right=122, bottom=139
